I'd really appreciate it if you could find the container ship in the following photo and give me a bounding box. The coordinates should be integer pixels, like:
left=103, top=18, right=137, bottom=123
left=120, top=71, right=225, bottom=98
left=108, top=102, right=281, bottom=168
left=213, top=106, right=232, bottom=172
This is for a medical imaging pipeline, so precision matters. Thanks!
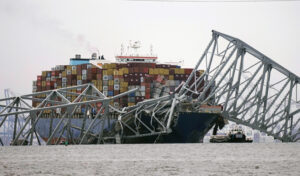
left=32, top=42, right=225, bottom=144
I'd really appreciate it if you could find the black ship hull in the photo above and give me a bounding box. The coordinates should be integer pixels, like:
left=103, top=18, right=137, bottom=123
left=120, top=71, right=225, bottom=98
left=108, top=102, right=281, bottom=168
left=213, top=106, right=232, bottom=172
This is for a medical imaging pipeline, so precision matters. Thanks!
left=36, top=112, right=220, bottom=144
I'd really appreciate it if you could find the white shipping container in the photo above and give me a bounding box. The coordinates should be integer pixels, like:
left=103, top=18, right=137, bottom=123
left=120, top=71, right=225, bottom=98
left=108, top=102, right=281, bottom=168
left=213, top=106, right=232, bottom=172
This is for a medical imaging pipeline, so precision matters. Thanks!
left=114, top=78, right=120, bottom=84
left=113, top=102, right=119, bottom=107
left=103, top=75, right=109, bottom=81
left=82, top=70, right=87, bottom=75
left=66, top=70, right=71, bottom=75
left=32, top=81, right=37, bottom=86
left=82, top=75, right=87, bottom=80
left=56, top=108, right=61, bottom=114
left=59, top=73, right=62, bottom=78
left=103, top=86, right=108, bottom=91
left=141, top=92, right=145, bottom=96
left=62, top=77, right=67, bottom=82
left=54, top=83, right=57, bottom=88
left=87, top=64, right=92, bottom=69
left=140, top=77, right=144, bottom=83
left=169, top=80, right=175, bottom=86
left=72, top=66, right=77, bottom=70
left=140, top=86, right=145, bottom=91
left=153, top=94, right=160, bottom=99
left=46, top=77, right=51, bottom=81
left=77, top=80, right=82, bottom=85
left=103, top=91, right=108, bottom=96
left=114, top=84, right=120, bottom=90
left=135, top=91, right=141, bottom=96
left=165, top=80, right=170, bottom=86
left=128, top=86, right=135, bottom=90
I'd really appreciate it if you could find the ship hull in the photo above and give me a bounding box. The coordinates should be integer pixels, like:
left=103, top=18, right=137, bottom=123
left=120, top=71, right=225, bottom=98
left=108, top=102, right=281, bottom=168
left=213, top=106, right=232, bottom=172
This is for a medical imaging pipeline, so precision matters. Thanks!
left=122, top=112, right=219, bottom=143
left=36, top=112, right=219, bottom=144
left=36, top=118, right=116, bottom=144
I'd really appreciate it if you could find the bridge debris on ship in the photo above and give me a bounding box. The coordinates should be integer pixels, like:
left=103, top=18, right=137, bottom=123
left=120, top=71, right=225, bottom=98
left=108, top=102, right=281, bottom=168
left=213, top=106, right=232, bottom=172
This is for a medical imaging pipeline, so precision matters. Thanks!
left=0, top=30, right=300, bottom=145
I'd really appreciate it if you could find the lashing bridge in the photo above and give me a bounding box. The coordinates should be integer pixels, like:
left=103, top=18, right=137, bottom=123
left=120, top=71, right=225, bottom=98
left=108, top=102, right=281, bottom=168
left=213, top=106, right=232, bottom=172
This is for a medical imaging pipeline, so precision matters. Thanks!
left=0, top=30, right=299, bottom=145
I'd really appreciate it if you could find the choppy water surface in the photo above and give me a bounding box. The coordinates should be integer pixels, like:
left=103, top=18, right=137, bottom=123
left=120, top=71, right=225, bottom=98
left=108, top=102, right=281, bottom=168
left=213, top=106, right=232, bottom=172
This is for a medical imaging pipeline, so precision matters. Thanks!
left=0, top=143, right=299, bottom=176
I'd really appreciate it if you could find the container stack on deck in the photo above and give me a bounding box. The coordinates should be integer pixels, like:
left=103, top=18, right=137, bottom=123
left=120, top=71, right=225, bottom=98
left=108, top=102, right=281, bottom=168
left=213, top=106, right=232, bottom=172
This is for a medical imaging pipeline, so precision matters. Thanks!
left=32, top=62, right=204, bottom=114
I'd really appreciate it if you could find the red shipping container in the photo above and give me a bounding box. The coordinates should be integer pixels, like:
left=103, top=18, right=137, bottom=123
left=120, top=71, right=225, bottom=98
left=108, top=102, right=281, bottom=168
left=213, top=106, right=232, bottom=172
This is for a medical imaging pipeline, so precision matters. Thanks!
left=108, top=86, right=114, bottom=91
left=130, top=68, right=135, bottom=74
left=132, top=67, right=138, bottom=73
left=92, top=68, right=97, bottom=74
left=96, top=69, right=102, bottom=74
left=37, top=76, right=42, bottom=81
left=81, top=64, right=87, bottom=69
left=96, top=74, right=102, bottom=80
left=96, top=102, right=102, bottom=108
left=145, top=94, right=151, bottom=99
left=72, top=79, right=77, bottom=85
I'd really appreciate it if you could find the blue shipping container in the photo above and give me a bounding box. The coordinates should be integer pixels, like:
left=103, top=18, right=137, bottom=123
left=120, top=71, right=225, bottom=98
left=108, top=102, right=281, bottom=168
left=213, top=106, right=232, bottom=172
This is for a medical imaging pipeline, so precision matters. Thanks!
left=108, top=91, right=114, bottom=96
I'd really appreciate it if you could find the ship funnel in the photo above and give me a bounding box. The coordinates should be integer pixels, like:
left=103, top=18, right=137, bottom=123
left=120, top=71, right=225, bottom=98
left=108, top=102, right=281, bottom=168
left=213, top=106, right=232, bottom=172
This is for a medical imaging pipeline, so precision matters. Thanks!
left=75, top=54, right=81, bottom=59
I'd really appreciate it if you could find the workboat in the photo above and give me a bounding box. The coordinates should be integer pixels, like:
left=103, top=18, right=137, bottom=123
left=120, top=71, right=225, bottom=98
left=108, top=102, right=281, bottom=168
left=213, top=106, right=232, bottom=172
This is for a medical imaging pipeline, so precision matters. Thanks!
left=210, top=126, right=253, bottom=143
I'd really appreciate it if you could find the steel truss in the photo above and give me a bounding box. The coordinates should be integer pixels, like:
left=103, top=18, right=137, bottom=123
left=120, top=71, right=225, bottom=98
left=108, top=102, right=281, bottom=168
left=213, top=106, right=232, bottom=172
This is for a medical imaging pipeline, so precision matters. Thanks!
left=0, top=30, right=299, bottom=145
left=0, top=84, right=139, bottom=145
left=182, top=30, right=300, bottom=142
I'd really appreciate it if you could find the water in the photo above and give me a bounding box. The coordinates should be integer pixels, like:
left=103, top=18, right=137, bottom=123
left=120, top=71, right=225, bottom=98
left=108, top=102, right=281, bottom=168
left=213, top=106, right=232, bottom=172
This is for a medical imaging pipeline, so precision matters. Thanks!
left=0, top=143, right=299, bottom=176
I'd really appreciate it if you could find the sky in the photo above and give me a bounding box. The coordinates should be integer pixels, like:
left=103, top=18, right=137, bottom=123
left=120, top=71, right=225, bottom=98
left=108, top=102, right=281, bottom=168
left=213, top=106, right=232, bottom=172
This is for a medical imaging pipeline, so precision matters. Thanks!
left=0, top=0, right=299, bottom=96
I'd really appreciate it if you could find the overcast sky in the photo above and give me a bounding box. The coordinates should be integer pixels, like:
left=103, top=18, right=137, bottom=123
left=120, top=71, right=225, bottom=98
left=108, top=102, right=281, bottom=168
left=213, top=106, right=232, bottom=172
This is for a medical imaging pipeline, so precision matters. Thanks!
left=0, top=0, right=299, bottom=95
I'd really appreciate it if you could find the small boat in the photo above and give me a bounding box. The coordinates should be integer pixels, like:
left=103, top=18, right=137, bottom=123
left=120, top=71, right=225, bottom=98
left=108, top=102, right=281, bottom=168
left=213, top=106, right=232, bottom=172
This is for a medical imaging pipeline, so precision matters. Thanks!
left=210, top=126, right=253, bottom=143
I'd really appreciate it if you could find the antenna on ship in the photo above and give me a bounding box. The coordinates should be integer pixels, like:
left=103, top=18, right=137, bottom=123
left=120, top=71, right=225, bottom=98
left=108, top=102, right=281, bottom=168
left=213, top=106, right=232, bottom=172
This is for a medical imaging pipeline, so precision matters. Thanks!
left=127, top=40, right=131, bottom=56
left=131, top=41, right=141, bottom=56
left=150, top=44, right=153, bottom=56
left=121, top=44, right=124, bottom=55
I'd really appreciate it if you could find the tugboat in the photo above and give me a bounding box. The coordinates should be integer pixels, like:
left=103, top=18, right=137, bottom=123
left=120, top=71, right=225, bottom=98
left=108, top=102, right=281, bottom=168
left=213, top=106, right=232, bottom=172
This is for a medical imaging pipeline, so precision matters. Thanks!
left=210, top=126, right=253, bottom=143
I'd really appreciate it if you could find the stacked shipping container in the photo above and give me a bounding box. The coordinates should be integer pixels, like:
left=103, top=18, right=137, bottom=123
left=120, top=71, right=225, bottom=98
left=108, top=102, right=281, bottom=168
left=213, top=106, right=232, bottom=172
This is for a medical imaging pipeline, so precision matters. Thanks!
left=32, top=62, right=204, bottom=113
